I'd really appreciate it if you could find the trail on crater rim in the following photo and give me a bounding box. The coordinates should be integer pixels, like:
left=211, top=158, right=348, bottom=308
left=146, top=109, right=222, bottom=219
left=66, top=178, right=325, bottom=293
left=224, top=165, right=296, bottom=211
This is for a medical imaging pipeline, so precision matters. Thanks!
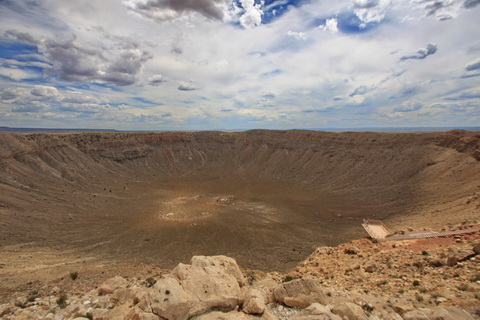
left=0, top=129, right=479, bottom=288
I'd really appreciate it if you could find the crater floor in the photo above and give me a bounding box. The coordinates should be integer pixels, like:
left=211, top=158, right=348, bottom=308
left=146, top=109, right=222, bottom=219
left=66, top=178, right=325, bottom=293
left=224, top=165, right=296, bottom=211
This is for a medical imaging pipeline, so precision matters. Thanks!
left=0, top=130, right=479, bottom=292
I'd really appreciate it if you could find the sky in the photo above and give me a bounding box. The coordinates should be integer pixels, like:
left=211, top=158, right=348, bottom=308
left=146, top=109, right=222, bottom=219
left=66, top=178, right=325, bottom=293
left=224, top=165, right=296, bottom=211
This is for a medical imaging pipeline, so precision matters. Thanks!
left=0, top=0, right=479, bottom=130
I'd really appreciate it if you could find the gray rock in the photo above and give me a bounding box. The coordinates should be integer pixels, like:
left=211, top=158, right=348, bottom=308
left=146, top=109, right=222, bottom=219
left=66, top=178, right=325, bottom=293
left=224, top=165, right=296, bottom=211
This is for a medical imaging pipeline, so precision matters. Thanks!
left=0, top=304, right=14, bottom=317
left=243, top=289, right=266, bottom=315
left=291, top=303, right=342, bottom=320
left=402, top=309, right=433, bottom=320
left=331, top=302, right=365, bottom=320
left=149, top=277, right=195, bottom=320
left=194, top=310, right=265, bottom=319
left=148, top=255, right=245, bottom=319
left=379, top=311, right=403, bottom=320
left=273, top=278, right=328, bottom=308
left=473, top=242, right=480, bottom=255
left=432, top=306, right=474, bottom=320
left=126, top=306, right=161, bottom=320
left=446, top=256, right=458, bottom=267
left=98, top=276, right=129, bottom=295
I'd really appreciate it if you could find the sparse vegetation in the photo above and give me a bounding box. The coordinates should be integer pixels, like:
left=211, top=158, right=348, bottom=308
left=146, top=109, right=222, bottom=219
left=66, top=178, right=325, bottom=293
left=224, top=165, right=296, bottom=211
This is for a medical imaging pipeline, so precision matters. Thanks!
left=70, top=271, right=78, bottom=280
left=413, top=280, right=421, bottom=287
left=470, top=273, right=480, bottom=282
left=283, top=275, right=296, bottom=283
left=146, top=277, right=156, bottom=287
left=57, top=294, right=68, bottom=309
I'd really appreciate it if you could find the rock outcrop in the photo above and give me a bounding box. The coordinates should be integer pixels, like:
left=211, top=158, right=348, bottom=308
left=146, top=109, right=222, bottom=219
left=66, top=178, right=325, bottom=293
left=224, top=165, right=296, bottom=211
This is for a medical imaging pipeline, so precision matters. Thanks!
left=2, top=229, right=479, bottom=320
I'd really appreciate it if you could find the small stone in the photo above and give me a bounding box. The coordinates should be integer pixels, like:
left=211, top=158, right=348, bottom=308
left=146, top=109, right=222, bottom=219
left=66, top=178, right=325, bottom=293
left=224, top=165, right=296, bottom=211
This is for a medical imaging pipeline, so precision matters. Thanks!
left=446, top=256, right=458, bottom=267
left=429, top=260, right=444, bottom=267
left=435, top=297, right=448, bottom=305
left=473, top=243, right=480, bottom=254
left=364, top=265, right=376, bottom=273
left=243, top=289, right=266, bottom=315
left=344, top=246, right=359, bottom=255
left=393, top=303, right=413, bottom=316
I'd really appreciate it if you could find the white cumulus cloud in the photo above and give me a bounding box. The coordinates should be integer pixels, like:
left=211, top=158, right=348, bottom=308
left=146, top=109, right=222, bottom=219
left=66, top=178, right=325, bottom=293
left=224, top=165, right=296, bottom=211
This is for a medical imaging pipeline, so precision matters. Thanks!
left=286, top=31, right=306, bottom=40
left=238, top=0, right=264, bottom=29
left=319, top=18, right=339, bottom=33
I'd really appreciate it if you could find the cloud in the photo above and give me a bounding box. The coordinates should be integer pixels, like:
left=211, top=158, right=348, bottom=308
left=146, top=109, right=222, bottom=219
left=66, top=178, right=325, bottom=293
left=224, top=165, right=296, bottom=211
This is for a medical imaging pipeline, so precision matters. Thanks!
left=352, top=0, right=390, bottom=28
left=178, top=81, right=198, bottom=91
left=100, top=48, right=152, bottom=86
left=349, top=85, right=371, bottom=97
left=465, top=57, right=480, bottom=71
left=0, top=66, right=38, bottom=81
left=444, top=88, right=480, bottom=100
left=286, top=31, right=306, bottom=40
left=11, top=105, right=47, bottom=113
left=464, top=0, right=480, bottom=8
left=261, top=93, right=275, bottom=100
left=237, top=0, right=264, bottom=29
left=1, top=0, right=480, bottom=130
left=30, top=85, right=60, bottom=98
left=318, top=18, right=339, bottom=33
left=124, top=0, right=227, bottom=22
left=0, top=85, right=105, bottom=107
left=148, top=74, right=168, bottom=86
left=393, top=100, right=423, bottom=112
left=353, top=0, right=379, bottom=9
left=4, top=29, right=38, bottom=44
left=400, top=44, right=437, bottom=61
left=412, top=0, right=465, bottom=20
left=5, top=30, right=152, bottom=86
left=0, top=87, right=21, bottom=100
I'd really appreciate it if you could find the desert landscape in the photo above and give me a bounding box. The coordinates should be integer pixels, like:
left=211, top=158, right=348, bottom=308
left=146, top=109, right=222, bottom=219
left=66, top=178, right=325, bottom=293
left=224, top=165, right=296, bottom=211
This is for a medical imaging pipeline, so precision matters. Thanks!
left=0, top=129, right=479, bottom=319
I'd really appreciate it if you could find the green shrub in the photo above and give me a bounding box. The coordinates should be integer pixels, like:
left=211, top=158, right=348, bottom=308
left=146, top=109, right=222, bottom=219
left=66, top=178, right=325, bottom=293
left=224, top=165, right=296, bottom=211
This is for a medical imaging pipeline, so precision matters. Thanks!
left=283, top=275, right=296, bottom=283
left=146, top=277, right=156, bottom=287
left=57, top=295, right=68, bottom=309
left=70, top=271, right=78, bottom=280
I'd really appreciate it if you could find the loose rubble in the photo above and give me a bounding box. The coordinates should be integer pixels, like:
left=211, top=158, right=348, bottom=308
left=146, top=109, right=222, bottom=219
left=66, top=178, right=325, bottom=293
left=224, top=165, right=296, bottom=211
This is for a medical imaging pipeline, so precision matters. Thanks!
left=1, top=230, right=479, bottom=320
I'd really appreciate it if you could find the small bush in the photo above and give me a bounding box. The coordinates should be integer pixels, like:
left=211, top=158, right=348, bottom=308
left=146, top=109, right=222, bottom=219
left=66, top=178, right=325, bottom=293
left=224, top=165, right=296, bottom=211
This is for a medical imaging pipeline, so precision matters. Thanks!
left=70, top=272, right=78, bottom=280
left=362, top=303, right=374, bottom=313
left=146, top=277, right=156, bottom=287
left=470, top=274, right=480, bottom=282
left=458, top=284, right=469, bottom=291
left=413, top=280, right=421, bottom=287
left=57, top=294, right=68, bottom=309
left=27, top=290, right=39, bottom=303
left=283, top=275, right=296, bottom=283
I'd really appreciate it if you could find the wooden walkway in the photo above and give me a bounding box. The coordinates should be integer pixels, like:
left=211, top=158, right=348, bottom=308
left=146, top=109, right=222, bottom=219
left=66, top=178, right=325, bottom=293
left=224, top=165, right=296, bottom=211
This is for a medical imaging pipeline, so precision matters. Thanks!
left=384, top=225, right=480, bottom=241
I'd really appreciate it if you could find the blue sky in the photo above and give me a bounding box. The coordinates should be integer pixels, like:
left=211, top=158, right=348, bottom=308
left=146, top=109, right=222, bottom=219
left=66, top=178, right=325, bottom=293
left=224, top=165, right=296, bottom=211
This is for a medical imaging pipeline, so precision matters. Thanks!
left=0, top=0, right=479, bottom=130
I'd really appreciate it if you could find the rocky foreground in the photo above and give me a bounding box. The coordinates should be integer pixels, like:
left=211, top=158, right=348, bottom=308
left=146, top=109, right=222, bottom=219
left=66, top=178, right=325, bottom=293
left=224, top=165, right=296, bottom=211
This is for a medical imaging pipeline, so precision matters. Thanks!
left=1, top=227, right=479, bottom=320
